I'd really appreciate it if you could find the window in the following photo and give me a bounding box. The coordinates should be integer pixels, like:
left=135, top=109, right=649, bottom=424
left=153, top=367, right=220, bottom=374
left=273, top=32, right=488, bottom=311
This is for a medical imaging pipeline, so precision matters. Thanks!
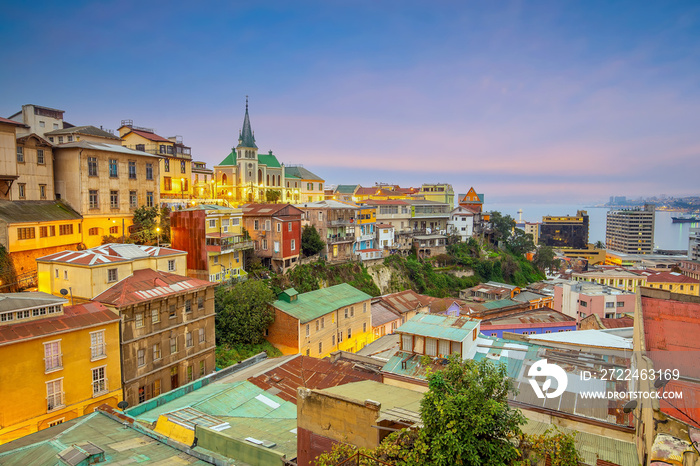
left=139, top=386, right=146, bottom=403
left=198, top=296, right=204, bottom=309
left=170, top=337, right=178, bottom=354
left=363, top=322, right=367, bottom=333
left=107, top=268, right=118, bottom=282
left=164, top=158, right=170, bottom=172
left=149, top=307, right=160, bottom=324
left=146, top=191, right=154, bottom=207
left=580, top=300, right=588, bottom=307
left=277, top=222, right=281, bottom=232
left=89, top=227, right=99, bottom=236
left=88, top=157, right=98, bottom=176
left=16, top=146, right=23, bottom=162
left=59, top=224, right=73, bottom=235
left=48, top=419, right=64, bottom=427
left=18, top=183, right=26, bottom=199
left=344, top=308, right=348, bottom=319
left=44, top=341, right=62, bottom=372
left=153, top=343, right=161, bottom=360
left=338, top=331, right=343, bottom=343
left=426, top=338, right=437, bottom=356
left=254, top=219, right=259, bottom=230
left=321, top=317, right=325, bottom=329
left=164, top=177, right=172, bottom=191
left=137, top=349, right=145, bottom=366
left=40, top=226, right=56, bottom=237
left=316, top=320, right=320, bottom=331
left=262, top=239, right=268, bottom=250
left=135, top=312, right=144, bottom=328
left=605, top=302, right=615, bottom=308
left=92, top=367, right=107, bottom=396
left=200, top=360, right=205, bottom=377
left=318, top=341, right=322, bottom=354
left=209, top=219, right=216, bottom=228
left=128, top=161, right=137, bottom=179
left=274, top=241, right=280, bottom=253
left=187, top=332, right=193, bottom=347
left=89, top=190, right=98, bottom=209
left=350, top=307, right=354, bottom=317
left=348, top=328, right=352, bottom=339
left=17, top=227, right=35, bottom=240
left=185, top=299, right=192, bottom=313
left=181, top=160, right=186, bottom=173
left=37, top=149, right=45, bottom=164
left=187, top=365, right=193, bottom=382
left=39, top=184, right=47, bottom=199
left=58, top=136, right=63, bottom=143
left=199, top=328, right=205, bottom=343
left=67, top=136, right=73, bottom=142
left=305, top=324, right=310, bottom=337
left=153, top=379, right=161, bottom=396
left=109, top=159, right=118, bottom=178
left=146, top=163, right=153, bottom=180
left=110, top=190, right=118, bottom=209
left=129, top=191, right=137, bottom=208
left=288, top=222, right=292, bottom=232
left=46, top=379, right=64, bottom=411
left=169, top=304, right=176, bottom=318
left=168, top=259, right=175, bottom=271
left=291, top=239, right=296, bottom=251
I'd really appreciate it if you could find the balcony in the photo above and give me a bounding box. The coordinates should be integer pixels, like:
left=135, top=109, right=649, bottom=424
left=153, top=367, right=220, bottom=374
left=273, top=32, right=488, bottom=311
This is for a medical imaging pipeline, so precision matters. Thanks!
left=327, top=234, right=355, bottom=244
left=44, top=355, right=63, bottom=373
left=206, top=240, right=255, bottom=254
left=358, top=233, right=374, bottom=242
left=92, top=378, right=109, bottom=397
left=328, top=219, right=355, bottom=227
left=91, top=344, right=106, bottom=361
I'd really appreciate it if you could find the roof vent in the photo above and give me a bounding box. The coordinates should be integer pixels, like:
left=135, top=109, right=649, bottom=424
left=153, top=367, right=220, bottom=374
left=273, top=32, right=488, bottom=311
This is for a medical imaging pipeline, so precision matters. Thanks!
left=58, top=442, right=105, bottom=465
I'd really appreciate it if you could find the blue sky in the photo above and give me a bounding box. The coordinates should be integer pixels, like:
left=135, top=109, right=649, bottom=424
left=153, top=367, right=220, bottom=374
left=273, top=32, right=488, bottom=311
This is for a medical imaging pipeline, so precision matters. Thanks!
left=2, top=1, right=699, bottom=203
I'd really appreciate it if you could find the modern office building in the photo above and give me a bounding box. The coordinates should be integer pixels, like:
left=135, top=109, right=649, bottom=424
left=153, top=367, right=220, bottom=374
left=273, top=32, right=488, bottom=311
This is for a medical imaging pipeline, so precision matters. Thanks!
left=606, top=204, right=655, bottom=254
left=539, top=210, right=589, bottom=249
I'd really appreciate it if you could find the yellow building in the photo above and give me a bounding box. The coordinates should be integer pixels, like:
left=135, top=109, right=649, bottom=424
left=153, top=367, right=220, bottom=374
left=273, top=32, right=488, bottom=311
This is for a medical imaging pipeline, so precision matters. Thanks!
left=641, top=270, right=699, bottom=296
left=37, top=243, right=187, bottom=300
left=53, top=141, right=161, bottom=249
left=170, top=204, right=253, bottom=282
left=267, top=285, right=375, bottom=357
left=572, top=268, right=646, bottom=293
left=118, top=123, right=192, bottom=200
left=0, top=293, right=121, bottom=444
left=352, top=184, right=420, bottom=203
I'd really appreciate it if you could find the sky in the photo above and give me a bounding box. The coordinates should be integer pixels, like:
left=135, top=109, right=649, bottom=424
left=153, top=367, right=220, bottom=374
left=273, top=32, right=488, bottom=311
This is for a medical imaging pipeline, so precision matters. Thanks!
left=1, top=1, right=699, bottom=204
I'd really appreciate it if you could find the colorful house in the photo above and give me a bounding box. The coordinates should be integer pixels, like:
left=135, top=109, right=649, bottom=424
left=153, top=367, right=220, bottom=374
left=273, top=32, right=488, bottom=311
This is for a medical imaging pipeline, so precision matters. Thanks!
left=295, top=200, right=358, bottom=262
left=457, top=187, right=484, bottom=213
left=170, top=204, right=253, bottom=282
left=355, top=205, right=380, bottom=260
left=285, top=166, right=325, bottom=203
left=242, top=203, right=303, bottom=272
left=267, top=284, right=374, bottom=357
left=0, top=293, right=121, bottom=444
left=479, top=308, right=576, bottom=338
left=640, top=270, right=699, bottom=296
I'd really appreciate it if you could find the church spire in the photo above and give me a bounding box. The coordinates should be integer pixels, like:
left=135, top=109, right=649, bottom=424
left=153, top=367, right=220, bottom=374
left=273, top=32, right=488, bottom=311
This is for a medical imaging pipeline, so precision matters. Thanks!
left=237, top=96, right=257, bottom=149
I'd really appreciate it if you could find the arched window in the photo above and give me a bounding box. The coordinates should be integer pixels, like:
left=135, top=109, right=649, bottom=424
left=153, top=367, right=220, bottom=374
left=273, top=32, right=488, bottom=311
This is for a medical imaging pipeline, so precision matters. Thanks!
left=222, top=174, right=227, bottom=185
left=277, top=175, right=280, bottom=186
left=258, top=169, right=263, bottom=184
left=267, top=174, right=270, bottom=186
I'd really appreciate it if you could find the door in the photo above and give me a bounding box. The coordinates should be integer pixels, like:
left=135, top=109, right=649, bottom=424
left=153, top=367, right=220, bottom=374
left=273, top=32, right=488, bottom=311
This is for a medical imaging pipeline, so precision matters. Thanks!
left=170, top=366, right=179, bottom=390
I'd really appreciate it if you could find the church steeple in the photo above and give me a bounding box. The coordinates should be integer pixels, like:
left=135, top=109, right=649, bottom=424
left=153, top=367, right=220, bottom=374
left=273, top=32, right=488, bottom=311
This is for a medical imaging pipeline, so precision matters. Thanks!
left=237, top=96, right=257, bottom=149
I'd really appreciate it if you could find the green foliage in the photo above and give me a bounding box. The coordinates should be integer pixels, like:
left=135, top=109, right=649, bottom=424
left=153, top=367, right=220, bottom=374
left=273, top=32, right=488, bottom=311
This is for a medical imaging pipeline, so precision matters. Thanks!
left=508, top=228, right=535, bottom=256
left=159, top=205, right=171, bottom=242
left=101, top=235, right=132, bottom=245
left=265, top=190, right=282, bottom=203
left=419, top=356, right=525, bottom=465
left=382, top=254, right=479, bottom=298
left=593, top=240, right=605, bottom=249
left=533, top=245, right=558, bottom=274
left=272, top=261, right=381, bottom=297
left=215, top=341, right=282, bottom=369
left=301, top=225, right=325, bottom=257
left=214, top=280, right=276, bottom=346
left=490, top=211, right=516, bottom=242
left=515, top=428, right=583, bottom=466
left=0, top=244, right=18, bottom=292
left=130, top=205, right=160, bottom=244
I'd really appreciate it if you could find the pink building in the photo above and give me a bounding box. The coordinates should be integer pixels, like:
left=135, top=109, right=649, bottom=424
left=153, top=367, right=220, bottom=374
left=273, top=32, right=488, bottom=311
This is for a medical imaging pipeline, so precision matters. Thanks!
left=553, top=280, right=635, bottom=323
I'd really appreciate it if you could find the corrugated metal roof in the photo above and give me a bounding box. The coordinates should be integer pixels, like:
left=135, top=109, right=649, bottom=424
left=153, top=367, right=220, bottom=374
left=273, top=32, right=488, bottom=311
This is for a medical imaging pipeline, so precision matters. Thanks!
left=395, top=313, right=479, bottom=342
left=481, top=298, right=523, bottom=310
left=44, top=125, right=121, bottom=140
left=335, top=184, right=358, bottom=194
left=57, top=140, right=159, bottom=158
left=272, top=283, right=371, bottom=324
left=284, top=165, right=324, bottom=181
left=372, top=302, right=401, bottom=327
left=320, top=380, right=423, bottom=413
left=0, top=292, right=66, bottom=313
left=0, top=200, right=82, bottom=224
left=527, top=329, right=633, bottom=350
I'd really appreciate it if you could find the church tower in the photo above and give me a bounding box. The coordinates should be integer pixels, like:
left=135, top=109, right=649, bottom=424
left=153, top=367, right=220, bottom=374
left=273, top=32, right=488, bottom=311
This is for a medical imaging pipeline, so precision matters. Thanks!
left=236, top=97, right=259, bottom=201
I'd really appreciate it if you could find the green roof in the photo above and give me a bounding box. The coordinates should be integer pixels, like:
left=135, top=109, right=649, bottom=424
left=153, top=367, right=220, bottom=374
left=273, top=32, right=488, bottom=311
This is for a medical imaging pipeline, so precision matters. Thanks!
left=482, top=298, right=521, bottom=310
left=284, top=166, right=324, bottom=182
left=218, top=150, right=237, bottom=166
left=321, top=380, right=423, bottom=413
left=0, top=200, right=81, bottom=224
left=395, top=313, right=479, bottom=342
left=258, top=150, right=281, bottom=168
left=335, top=184, right=358, bottom=194
left=272, top=283, right=371, bottom=323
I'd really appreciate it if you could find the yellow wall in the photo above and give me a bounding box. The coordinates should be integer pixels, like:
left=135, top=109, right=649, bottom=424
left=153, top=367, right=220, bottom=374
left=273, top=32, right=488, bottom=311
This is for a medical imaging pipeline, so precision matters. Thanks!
left=645, top=281, right=699, bottom=296
left=0, top=318, right=122, bottom=444
left=358, top=207, right=376, bottom=225
left=7, top=219, right=82, bottom=253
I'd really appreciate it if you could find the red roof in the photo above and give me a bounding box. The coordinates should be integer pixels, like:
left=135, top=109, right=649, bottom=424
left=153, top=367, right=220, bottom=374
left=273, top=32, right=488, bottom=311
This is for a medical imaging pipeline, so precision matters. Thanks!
left=0, top=301, right=118, bottom=346
left=375, top=223, right=394, bottom=228
left=642, top=296, right=700, bottom=428
left=361, top=199, right=409, bottom=206
left=241, top=203, right=303, bottom=217
left=124, top=128, right=171, bottom=143
left=93, top=268, right=213, bottom=307
left=0, top=117, right=25, bottom=127
left=376, top=290, right=432, bottom=315
left=600, top=317, right=634, bottom=328
left=38, top=244, right=182, bottom=266
left=640, top=271, right=699, bottom=284
left=248, top=355, right=381, bottom=404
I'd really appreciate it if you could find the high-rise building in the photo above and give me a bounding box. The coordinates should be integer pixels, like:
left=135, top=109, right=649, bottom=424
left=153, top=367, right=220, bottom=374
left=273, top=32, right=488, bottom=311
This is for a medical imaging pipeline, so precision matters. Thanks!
left=539, top=210, right=589, bottom=249
left=689, top=227, right=700, bottom=262
left=605, top=204, right=655, bottom=254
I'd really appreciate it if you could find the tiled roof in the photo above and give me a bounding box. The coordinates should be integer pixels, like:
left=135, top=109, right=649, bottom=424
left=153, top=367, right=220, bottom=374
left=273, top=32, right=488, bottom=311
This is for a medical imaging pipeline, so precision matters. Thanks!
left=123, top=128, right=171, bottom=143
left=241, top=203, right=303, bottom=216
left=600, top=316, right=634, bottom=328
left=642, top=296, right=700, bottom=427
left=93, top=268, right=213, bottom=307
left=0, top=200, right=81, bottom=224
left=44, top=125, right=121, bottom=140
left=0, top=117, right=25, bottom=127
left=640, top=271, right=699, bottom=284
left=248, top=354, right=382, bottom=404
left=0, top=301, right=118, bottom=346
left=0, top=292, right=66, bottom=313
left=284, top=166, right=324, bottom=181
left=272, top=284, right=371, bottom=324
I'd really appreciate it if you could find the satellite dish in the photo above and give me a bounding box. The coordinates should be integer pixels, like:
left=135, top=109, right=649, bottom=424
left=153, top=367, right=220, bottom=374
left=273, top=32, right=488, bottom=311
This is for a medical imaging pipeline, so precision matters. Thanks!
left=59, top=289, right=68, bottom=296
left=622, top=399, right=637, bottom=413
left=117, top=401, right=129, bottom=411
left=654, top=377, right=670, bottom=390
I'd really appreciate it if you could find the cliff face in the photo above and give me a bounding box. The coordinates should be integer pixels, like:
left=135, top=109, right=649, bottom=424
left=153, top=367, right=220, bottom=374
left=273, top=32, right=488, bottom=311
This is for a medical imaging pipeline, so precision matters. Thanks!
left=366, top=262, right=412, bottom=295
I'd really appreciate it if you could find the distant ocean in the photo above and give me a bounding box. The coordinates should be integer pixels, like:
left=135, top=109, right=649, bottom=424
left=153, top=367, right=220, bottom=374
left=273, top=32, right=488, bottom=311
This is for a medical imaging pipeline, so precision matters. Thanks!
left=486, top=203, right=696, bottom=252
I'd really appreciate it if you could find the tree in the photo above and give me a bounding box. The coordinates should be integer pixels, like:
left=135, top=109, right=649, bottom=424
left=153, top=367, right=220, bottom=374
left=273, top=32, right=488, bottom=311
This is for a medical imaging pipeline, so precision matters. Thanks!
left=490, top=211, right=516, bottom=242
left=215, top=280, right=276, bottom=346
left=507, top=228, right=536, bottom=256
left=130, top=205, right=159, bottom=244
left=533, top=245, right=557, bottom=273
left=265, top=190, right=281, bottom=203
left=159, top=205, right=171, bottom=243
left=0, top=245, right=18, bottom=292
left=593, top=240, right=605, bottom=249
left=301, top=225, right=325, bottom=257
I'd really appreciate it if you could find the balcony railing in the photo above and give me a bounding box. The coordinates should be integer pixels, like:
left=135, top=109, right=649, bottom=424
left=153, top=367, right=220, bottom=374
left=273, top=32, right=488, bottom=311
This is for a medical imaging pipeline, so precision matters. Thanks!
left=92, top=378, right=109, bottom=397
left=357, top=233, right=374, bottom=242
left=47, top=392, right=65, bottom=412
left=44, top=355, right=63, bottom=373
left=328, top=219, right=355, bottom=226
left=327, top=234, right=355, bottom=244
left=206, top=240, right=255, bottom=254
left=91, top=344, right=106, bottom=361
